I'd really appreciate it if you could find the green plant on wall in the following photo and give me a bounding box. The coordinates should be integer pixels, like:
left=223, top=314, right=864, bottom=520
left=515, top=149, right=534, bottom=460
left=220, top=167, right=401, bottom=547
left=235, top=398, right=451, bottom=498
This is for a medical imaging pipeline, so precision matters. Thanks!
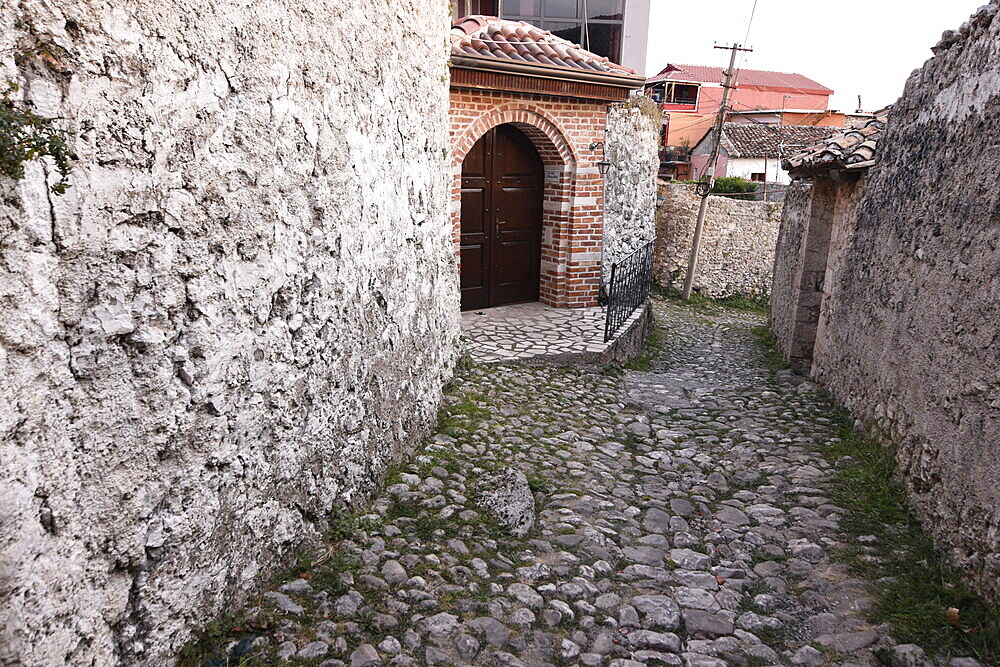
left=711, top=176, right=757, bottom=201
left=627, top=93, right=663, bottom=125
left=1, top=80, right=75, bottom=194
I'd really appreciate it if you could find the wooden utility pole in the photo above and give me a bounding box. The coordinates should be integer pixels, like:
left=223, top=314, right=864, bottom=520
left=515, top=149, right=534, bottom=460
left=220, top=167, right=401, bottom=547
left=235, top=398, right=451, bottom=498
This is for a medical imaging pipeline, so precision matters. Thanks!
left=681, top=43, right=753, bottom=300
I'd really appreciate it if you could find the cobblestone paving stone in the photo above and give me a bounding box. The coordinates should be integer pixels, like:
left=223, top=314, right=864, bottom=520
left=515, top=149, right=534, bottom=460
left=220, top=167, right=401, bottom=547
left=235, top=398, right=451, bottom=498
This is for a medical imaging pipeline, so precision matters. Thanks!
left=202, top=299, right=956, bottom=667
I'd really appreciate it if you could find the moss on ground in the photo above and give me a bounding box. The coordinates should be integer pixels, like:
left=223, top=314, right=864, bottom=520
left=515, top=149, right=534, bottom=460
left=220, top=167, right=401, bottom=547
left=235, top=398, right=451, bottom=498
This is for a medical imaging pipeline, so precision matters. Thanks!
left=820, top=410, right=1000, bottom=663
left=751, top=324, right=790, bottom=373
left=623, top=324, right=666, bottom=372
left=654, top=285, right=770, bottom=315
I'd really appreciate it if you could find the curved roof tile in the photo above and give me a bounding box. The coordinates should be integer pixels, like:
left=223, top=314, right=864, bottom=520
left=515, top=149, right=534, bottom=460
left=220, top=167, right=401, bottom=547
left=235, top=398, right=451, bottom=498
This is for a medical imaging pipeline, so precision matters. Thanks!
left=451, top=15, right=637, bottom=76
left=782, top=110, right=890, bottom=175
left=708, top=123, right=841, bottom=159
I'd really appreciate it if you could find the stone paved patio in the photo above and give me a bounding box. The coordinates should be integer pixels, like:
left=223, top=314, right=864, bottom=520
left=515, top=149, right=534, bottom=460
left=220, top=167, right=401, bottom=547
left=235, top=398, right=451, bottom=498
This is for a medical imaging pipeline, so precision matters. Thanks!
left=189, top=298, right=985, bottom=667
left=461, top=302, right=609, bottom=362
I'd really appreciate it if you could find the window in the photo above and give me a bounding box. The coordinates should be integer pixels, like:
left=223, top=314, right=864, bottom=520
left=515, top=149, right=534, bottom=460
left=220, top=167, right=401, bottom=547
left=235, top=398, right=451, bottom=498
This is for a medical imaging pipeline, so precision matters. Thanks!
left=750, top=172, right=766, bottom=182
left=455, top=0, right=499, bottom=19
left=543, top=21, right=583, bottom=44
left=545, top=0, right=579, bottom=18
left=505, top=0, right=542, bottom=14
left=646, top=83, right=698, bottom=106
left=586, top=0, right=624, bottom=20
left=501, top=0, right=627, bottom=64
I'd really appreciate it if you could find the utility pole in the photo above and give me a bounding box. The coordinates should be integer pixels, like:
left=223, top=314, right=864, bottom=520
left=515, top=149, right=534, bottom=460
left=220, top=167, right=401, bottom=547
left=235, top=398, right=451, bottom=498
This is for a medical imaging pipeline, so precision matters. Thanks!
left=681, top=43, right=753, bottom=300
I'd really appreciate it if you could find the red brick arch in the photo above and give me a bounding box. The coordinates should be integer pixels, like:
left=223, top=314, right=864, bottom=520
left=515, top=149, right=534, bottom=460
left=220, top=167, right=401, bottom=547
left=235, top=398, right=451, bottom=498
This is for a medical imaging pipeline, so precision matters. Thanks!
left=450, top=94, right=606, bottom=308
left=451, top=104, right=578, bottom=169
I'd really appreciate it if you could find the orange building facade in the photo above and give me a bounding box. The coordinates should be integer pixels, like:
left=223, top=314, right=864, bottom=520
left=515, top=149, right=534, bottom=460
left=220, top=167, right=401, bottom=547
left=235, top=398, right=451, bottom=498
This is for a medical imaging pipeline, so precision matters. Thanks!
left=645, top=64, right=836, bottom=170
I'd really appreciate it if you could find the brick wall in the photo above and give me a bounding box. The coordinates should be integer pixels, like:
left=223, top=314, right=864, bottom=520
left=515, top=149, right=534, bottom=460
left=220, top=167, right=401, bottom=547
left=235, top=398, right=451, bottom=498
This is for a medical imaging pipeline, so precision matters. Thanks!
left=449, top=88, right=610, bottom=307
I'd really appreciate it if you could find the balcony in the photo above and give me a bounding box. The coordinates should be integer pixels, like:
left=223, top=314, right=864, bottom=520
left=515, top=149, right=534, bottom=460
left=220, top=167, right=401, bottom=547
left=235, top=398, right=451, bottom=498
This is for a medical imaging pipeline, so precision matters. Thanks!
left=660, top=149, right=690, bottom=165
left=659, top=101, right=698, bottom=112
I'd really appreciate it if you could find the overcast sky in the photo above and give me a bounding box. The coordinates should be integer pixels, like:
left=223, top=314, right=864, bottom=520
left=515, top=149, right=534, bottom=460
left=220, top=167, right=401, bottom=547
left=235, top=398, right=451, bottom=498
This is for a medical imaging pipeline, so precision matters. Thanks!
left=643, top=0, right=986, bottom=112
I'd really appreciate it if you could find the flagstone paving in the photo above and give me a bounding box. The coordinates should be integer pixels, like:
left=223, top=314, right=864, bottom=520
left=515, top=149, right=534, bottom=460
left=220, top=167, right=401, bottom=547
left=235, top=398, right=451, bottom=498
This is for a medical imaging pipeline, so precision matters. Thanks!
left=461, top=302, right=609, bottom=362
left=195, top=299, right=979, bottom=667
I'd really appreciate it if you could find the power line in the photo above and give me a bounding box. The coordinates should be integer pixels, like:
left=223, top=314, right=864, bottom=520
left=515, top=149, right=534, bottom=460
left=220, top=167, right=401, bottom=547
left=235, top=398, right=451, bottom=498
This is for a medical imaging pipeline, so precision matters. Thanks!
left=733, top=0, right=760, bottom=85
left=682, top=42, right=752, bottom=301
left=742, top=0, right=759, bottom=47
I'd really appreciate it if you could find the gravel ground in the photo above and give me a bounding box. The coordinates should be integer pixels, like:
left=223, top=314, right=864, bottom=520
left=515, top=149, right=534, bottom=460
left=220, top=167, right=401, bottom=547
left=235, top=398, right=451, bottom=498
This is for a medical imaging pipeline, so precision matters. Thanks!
left=194, top=299, right=975, bottom=667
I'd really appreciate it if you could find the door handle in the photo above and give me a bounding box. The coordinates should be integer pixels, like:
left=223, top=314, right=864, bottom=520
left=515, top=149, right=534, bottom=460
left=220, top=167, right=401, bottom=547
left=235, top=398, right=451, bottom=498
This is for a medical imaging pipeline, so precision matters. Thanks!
left=497, top=220, right=508, bottom=225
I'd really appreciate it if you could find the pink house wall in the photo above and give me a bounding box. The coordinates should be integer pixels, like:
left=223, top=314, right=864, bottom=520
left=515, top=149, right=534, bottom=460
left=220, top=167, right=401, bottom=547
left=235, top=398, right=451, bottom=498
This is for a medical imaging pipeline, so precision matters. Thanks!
left=689, top=154, right=728, bottom=180
left=696, top=87, right=829, bottom=115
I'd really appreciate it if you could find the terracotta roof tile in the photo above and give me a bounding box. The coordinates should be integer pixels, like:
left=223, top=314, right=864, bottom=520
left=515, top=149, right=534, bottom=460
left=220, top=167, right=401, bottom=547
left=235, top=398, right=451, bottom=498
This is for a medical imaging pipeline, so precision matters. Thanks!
left=706, top=123, right=841, bottom=159
left=649, top=64, right=833, bottom=96
left=451, top=15, right=637, bottom=76
left=782, top=110, right=890, bottom=174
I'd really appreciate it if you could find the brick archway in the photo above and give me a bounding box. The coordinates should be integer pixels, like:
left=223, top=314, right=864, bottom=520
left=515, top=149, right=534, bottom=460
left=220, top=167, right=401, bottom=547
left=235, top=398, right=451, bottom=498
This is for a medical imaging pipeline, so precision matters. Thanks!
left=452, top=105, right=578, bottom=169
left=451, top=105, right=597, bottom=308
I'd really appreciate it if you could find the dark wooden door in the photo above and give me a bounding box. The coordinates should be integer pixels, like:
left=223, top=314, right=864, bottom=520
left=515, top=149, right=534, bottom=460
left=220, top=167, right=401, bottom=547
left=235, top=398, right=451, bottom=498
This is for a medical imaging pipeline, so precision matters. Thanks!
left=460, top=125, right=544, bottom=311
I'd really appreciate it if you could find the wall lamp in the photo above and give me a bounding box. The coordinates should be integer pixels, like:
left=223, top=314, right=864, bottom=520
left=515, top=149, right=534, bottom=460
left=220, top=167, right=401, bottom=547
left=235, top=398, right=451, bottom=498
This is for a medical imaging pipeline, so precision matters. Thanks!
left=589, top=141, right=612, bottom=175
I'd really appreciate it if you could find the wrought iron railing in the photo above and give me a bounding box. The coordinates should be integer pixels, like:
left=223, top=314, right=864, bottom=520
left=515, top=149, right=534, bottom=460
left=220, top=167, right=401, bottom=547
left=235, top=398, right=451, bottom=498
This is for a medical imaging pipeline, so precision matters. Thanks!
left=604, top=241, right=654, bottom=342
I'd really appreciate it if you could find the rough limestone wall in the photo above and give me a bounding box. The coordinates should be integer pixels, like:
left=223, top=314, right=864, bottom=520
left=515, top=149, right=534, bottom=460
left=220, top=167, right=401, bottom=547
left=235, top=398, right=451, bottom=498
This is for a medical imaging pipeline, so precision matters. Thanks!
left=769, top=179, right=812, bottom=353
left=810, top=178, right=865, bottom=366
left=602, top=102, right=659, bottom=281
left=0, top=0, right=458, bottom=664
left=810, top=1, right=1000, bottom=602
left=654, top=183, right=782, bottom=297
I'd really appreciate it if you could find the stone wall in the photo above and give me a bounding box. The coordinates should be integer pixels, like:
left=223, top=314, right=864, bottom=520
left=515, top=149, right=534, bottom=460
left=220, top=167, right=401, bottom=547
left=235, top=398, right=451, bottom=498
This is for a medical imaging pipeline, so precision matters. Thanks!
left=653, top=183, right=781, bottom=297
left=602, top=101, right=660, bottom=280
left=771, top=1, right=1000, bottom=602
left=770, top=180, right=812, bottom=355
left=770, top=177, right=866, bottom=372
left=0, top=0, right=458, bottom=664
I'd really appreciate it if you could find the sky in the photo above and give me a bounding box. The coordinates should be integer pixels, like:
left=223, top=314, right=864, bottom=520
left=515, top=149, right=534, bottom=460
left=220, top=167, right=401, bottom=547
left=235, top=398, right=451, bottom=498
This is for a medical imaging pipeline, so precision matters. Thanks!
left=643, top=0, right=986, bottom=112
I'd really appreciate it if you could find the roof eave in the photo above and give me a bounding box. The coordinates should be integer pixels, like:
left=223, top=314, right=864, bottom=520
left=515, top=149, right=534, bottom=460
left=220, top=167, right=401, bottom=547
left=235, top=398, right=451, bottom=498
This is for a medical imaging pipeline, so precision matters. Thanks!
left=787, top=160, right=874, bottom=180
left=645, top=76, right=705, bottom=86
left=451, top=54, right=645, bottom=89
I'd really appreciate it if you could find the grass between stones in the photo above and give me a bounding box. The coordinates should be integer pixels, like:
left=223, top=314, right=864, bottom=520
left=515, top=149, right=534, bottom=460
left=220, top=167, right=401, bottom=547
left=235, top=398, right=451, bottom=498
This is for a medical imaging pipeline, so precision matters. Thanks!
left=820, top=410, right=1000, bottom=664
left=623, top=323, right=666, bottom=372
left=750, top=325, right=790, bottom=374
left=653, top=285, right=770, bottom=315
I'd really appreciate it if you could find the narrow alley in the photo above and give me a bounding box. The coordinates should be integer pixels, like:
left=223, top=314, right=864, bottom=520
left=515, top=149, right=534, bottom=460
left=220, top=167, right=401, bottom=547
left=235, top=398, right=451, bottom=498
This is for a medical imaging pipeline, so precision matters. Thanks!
left=188, top=297, right=980, bottom=667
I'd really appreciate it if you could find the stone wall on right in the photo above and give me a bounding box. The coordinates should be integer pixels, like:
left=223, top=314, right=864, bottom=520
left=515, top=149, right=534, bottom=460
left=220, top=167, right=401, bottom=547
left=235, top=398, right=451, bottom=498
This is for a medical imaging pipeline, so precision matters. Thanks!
left=769, top=180, right=812, bottom=357
left=772, top=1, right=1000, bottom=602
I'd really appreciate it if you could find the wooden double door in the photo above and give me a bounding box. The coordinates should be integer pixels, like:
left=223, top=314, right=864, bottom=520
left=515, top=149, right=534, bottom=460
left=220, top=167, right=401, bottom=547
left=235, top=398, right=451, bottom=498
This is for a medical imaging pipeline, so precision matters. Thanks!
left=460, top=124, right=544, bottom=311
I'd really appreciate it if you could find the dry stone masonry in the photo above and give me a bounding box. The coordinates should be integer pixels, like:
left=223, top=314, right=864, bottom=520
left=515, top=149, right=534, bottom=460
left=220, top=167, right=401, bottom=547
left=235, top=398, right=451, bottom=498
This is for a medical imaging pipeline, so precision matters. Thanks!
left=769, top=180, right=814, bottom=360
left=0, top=0, right=458, bottom=664
left=654, top=183, right=781, bottom=298
left=602, top=101, right=660, bottom=279
left=771, top=1, right=1000, bottom=603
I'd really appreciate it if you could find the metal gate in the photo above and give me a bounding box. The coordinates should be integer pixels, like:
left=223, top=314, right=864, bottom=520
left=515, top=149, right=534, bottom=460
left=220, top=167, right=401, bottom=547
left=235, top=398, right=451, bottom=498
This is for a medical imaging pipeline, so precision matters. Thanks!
left=604, top=241, right=654, bottom=342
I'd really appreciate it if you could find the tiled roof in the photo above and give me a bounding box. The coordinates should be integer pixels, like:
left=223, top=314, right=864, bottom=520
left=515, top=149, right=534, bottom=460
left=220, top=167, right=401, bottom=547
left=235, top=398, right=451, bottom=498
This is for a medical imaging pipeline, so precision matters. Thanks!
left=782, top=111, right=890, bottom=174
left=648, top=64, right=833, bottom=95
left=451, top=15, right=637, bottom=75
left=703, top=123, right=841, bottom=159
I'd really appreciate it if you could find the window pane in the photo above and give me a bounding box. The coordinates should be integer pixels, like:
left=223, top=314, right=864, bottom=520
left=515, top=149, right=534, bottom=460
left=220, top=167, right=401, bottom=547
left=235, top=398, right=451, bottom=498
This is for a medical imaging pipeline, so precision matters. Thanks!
left=543, top=20, right=582, bottom=44
left=456, top=0, right=499, bottom=18
left=544, top=0, right=580, bottom=19
left=586, top=0, right=623, bottom=20
left=504, top=0, right=541, bottom=15
left=584, top=22, right=622, bottom=61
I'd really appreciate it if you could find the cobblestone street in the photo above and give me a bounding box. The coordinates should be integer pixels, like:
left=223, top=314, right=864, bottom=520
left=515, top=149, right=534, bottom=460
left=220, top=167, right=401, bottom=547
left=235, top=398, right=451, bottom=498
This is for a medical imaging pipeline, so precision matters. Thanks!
left=196, top=299, right=958, bottom=666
